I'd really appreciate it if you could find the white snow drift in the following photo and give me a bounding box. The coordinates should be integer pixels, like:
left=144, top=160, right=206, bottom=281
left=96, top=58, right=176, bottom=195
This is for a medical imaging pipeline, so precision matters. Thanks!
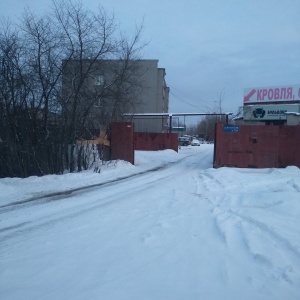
left=1, top=144, right=300, bottom=300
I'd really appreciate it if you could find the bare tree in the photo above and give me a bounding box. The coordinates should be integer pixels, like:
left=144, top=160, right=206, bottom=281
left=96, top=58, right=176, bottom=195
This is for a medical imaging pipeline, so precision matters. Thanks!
left=0, top=0, right=147, bottom=177
left=0, top=19, right=32, bottom=177
left=56, top=1, right=146, bottom=170
left=186, top=91, right=228, bottom=140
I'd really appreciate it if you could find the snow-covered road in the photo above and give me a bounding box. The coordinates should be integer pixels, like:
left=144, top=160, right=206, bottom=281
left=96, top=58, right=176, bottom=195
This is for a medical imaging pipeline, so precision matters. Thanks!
left=1, top=145, right=300, bottom=299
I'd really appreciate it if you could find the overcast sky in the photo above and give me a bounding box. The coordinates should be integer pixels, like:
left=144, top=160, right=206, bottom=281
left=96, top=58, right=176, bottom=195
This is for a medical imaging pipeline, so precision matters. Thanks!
left=2, top=0, right=300, bottom=121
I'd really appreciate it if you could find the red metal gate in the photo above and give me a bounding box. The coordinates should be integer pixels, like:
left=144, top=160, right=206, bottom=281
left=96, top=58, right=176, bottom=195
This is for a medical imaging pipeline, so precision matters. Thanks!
left=110, top=122, right=179, bottom=165
left=134, top=132, right=178, bottom=152
left=111, top=122, right=135, bottom=165
left=214, top=123, right=300, bottom=168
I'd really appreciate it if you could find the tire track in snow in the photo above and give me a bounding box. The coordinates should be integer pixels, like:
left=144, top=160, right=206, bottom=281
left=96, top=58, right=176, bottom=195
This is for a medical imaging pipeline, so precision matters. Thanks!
left=0, top=163, right=176, bottom=211
left=211, top=206, right=300, bottom=284
left=287, top=179, right=300, bottom=192
left=192, top=169, right=300, bottom=286
left=0, top=152, right=207, bottom=241
left=231, top=210, right=300, bottom=257
left=235, top=211, right=300, bottom=284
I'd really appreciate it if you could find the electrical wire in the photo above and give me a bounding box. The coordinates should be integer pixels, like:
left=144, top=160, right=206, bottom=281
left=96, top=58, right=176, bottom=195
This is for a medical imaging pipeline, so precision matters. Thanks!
left=169, top=87, right=213, bottom=112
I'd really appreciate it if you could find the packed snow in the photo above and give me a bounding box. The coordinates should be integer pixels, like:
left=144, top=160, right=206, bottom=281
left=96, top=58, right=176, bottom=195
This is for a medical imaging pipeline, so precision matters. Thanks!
left=1, top=144, right=300, bottom=300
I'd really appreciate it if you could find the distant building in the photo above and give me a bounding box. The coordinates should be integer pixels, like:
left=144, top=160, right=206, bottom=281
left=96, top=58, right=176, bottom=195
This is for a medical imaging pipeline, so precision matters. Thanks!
left=133, top=64, right=169, bottom=132
left=62, top=59, right=169, bottom=133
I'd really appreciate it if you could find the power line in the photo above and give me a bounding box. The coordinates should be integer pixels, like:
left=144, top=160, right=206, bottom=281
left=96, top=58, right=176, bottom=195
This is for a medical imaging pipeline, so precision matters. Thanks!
left=169, top=89, right=212, bottom=112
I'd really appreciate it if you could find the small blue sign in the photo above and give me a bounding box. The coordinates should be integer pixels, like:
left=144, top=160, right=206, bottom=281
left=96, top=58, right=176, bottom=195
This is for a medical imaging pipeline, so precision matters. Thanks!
left=223, top=126, right=240, bottom=133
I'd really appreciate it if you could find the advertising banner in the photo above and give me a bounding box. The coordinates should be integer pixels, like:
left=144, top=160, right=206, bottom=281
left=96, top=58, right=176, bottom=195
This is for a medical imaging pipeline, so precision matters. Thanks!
left=244, top=85, right=300, bottom=104
left=243, top=104, right=300, bottom=121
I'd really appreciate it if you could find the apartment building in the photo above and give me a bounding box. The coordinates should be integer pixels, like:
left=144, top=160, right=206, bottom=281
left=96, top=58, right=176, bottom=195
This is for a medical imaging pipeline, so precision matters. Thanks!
left=62, top=59, right=169, bottom=134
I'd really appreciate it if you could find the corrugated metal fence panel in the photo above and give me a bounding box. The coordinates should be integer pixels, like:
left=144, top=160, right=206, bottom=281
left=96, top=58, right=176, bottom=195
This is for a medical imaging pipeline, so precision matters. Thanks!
left=214, top=123, right=254, bottom=168
left=278, top=126, right=300, bottom=167
left=256, top=126, right=279, bottom=168
left=170, top=133, right=179, bottom=152
left=111, top=122, right=134, bottom=164
left=134, top=132, right=178, bottom=152
left=214, top=123, right=300, bottom=168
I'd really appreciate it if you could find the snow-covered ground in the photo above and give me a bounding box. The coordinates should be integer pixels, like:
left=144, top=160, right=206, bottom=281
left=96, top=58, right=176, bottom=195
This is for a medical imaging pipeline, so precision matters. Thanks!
left=1, top=144, right=300, bottom=300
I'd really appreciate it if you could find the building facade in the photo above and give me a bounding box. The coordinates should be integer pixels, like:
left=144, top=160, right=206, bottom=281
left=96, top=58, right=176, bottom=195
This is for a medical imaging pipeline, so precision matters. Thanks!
left=126, top=60, right=169, bottom=132
left=62, top=59, right=169, bottom=135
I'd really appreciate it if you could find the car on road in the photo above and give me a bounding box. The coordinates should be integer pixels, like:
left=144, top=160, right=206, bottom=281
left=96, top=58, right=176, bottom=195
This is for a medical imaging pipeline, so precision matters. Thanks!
left=191, top=139, right=201, bottom=146
left=178, top=136, right=190, bottom=146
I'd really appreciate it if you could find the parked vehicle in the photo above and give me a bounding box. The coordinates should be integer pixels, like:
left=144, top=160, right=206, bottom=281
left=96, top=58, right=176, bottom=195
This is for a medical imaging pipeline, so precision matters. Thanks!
left=178, top=136, right=190, bottom=146
left=191, top=139, right=200, bottom=146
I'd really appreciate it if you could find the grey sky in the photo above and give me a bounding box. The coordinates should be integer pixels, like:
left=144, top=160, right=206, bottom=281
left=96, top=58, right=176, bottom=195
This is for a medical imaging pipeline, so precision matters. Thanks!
left=2, top=0, right=300, bottom=121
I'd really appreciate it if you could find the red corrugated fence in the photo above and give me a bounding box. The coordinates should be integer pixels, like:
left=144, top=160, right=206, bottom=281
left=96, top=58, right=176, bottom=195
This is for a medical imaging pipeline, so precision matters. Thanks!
left=134, top=132, right=178, bottom=152
left=111, top=122, right=179, bottom=164
left=214, top=123, right=300, bottom=168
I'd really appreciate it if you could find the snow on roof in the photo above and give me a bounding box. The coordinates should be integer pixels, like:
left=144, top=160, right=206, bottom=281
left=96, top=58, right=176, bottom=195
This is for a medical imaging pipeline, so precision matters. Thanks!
left=285, top=112, right=300, bottom=116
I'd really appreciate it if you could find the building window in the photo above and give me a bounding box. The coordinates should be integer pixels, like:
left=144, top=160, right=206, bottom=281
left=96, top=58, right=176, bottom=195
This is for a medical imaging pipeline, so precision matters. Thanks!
left=95, top=75, right=105, bottom=86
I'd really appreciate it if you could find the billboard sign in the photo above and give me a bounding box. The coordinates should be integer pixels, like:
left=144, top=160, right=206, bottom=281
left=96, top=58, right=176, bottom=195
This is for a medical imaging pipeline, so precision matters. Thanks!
left=243, top=104, right=300, bottom=121
left=244, top=85, right=300, bottom=104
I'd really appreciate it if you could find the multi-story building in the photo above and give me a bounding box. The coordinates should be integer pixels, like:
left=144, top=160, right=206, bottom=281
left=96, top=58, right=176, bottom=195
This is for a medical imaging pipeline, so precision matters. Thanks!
left=131, top=61, right=170, bottom=132
left=62, top=59, right=169, bottom=134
